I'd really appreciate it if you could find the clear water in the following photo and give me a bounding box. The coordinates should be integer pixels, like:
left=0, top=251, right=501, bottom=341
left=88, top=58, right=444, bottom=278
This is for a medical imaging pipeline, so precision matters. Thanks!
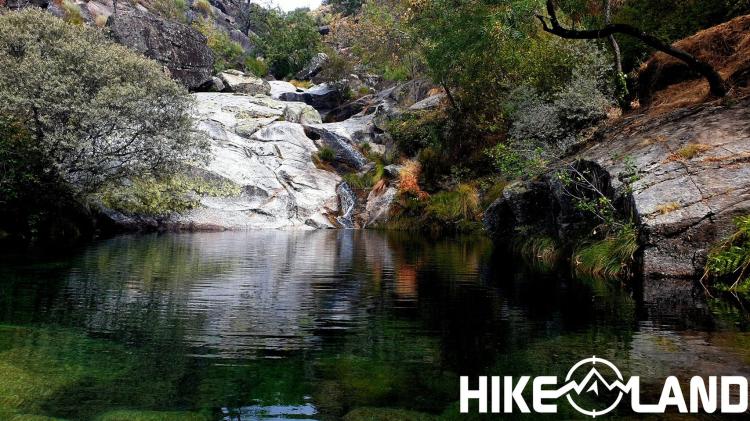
left=0, top=230, right=749, bottom=420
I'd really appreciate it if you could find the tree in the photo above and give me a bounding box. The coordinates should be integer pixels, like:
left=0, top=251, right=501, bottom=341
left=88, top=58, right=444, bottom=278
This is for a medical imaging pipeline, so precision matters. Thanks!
left=0, top=9, right=206, bottom=194
left=256, top=9, right=322, bottom=78
left=536, top=0, right=727, bottom=97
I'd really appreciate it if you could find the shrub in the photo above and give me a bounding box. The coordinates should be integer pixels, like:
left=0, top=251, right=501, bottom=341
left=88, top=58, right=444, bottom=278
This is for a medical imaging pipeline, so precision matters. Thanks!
left=343, top=162, right=384, bottom=191
left=192, top=0, right=212, bottom=16
left=573, top=225, right=639, bottom=280
left=151, top=0, right=188, bottom=21
left=0, top=9, right=205, bottom=194
left=515, top=235, right=562, bottom=271
left=193, top=18, right=245, bottom=73
left=316, top=146, right=336, bottom=162
left=703, top=215, right=750, bottom=293
left=386, top=111, right=446, bottom=157
left=100, top=174, right=240, bottom=217
left=425, top=183, right=479, bottom=222
left=244, top=56, right=268, bottom=77
left=257, top=9, right=321, bottom=78
left=60, top=0, right=84, bottom=26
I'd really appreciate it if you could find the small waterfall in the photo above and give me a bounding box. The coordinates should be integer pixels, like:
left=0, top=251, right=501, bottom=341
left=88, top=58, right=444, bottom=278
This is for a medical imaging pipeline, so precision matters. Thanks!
left=336, top=182, right=357, bottom=229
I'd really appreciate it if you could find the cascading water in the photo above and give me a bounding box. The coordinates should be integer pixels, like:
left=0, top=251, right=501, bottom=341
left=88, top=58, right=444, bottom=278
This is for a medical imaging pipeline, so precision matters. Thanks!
left=336, top=182, right=357, bottom=228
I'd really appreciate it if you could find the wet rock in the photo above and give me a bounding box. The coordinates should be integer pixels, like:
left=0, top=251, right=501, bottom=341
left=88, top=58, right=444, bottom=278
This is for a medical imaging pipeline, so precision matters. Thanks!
left=107, top=10, right=214, bottom=89
left=363, top=186, right=398, bottom=227
left=218, top=70, right=271, bottom=95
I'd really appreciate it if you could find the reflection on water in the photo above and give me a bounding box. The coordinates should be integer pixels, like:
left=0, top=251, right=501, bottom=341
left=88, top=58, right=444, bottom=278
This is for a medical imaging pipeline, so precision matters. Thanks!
left=0, top=230, right=749, bottom=420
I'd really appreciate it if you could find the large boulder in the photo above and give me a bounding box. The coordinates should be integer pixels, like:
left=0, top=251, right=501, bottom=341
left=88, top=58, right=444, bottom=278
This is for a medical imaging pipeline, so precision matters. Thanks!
left=295, top=52, right=328, bottom=80
left=107, top=10, right=214, bottom=90
left=484, top=98, right=750, bottom=292
left=218, top=70, right=271, bottom=95
left=280, top=84, right=344, bottom=113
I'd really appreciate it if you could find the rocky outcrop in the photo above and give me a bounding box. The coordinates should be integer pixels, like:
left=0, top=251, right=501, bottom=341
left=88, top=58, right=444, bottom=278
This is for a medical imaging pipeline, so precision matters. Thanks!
left=484, top=98, right=750, bottom=284
left=280, top=84, right=344, bottom=114
left=218, top=70, right=271, bottom=95
left=172, top=93, right=342, bottom=229
left=295, top=52, right=328, bottom=80
left=107, top=10, right=214, bottom=90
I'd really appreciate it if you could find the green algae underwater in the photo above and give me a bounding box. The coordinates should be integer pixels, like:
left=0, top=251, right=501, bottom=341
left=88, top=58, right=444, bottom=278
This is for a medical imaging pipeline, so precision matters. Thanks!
left=1, top=230, right=749, bottom=420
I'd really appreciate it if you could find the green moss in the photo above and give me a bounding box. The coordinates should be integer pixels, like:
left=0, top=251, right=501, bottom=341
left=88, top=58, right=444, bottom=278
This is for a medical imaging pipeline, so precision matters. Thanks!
left=99, top=174, right=241, bottom=217
left=193, top=19, right=244, bottom=73
left=573, top=225, right=638, bottom=281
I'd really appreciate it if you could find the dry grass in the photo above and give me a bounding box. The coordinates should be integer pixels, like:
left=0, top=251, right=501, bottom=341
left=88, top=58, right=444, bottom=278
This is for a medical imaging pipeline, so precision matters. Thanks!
left=669, top=143, right=711, bottom=160
left=290, top=79, right=313, bottom=89
left=656, top=202, right=681, bottom=215
left=639, top=14, right=750, bottom=114
left=398, top=160, right=429, bottom=200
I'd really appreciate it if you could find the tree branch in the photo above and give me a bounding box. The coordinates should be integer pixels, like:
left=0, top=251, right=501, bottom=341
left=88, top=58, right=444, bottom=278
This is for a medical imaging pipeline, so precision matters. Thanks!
left=537, top=0, right=727, bottom=97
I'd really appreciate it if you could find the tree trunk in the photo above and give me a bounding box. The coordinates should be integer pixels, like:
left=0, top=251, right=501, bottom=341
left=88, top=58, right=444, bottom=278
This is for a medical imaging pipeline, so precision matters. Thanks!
left=604, top=0, right=622, bottom=75
left=537, top=0, right=727, bottom=97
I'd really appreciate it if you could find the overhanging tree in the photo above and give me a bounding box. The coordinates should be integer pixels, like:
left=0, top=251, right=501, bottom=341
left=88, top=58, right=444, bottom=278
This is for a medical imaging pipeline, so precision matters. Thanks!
left=536, top=0, right=727, bottom=97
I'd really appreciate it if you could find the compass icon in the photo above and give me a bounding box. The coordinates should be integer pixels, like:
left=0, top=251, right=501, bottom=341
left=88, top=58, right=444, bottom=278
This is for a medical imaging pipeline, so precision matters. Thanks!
left=564, top=356, right=625, bottom=418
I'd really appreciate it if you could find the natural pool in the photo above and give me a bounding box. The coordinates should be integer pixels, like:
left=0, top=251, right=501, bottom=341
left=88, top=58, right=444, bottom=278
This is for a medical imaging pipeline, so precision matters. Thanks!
left=0, top=230, right=749, bottom=420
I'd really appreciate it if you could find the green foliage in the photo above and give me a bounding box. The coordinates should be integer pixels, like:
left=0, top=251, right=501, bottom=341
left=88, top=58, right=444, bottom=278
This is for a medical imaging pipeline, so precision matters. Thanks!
left=244, top=56, right=269, bottom=77
left=316, top=146, right=336, bottom=162
left=386, top=111, right=446, bottom=157
left=343, top=162, right=385, bottom=190
left=256, top=10, right=322, bottom=78
left=325, top=0, right=363, bottom=16
left=100, top=174, right=241, bottom=217
left=60, top=0, right=84, bottom=26
left=425, top=183, right=479, bottom=223
left=192, top=0, right=213, bottom=16
left=611, top=0, right=750, bottom=71
left=193, top=18, right=245, bottom=73
left=484, top=141, right=546, bottom=180
left=150, top=0, right=188, bottom=22
left=0, top=9, right=203, bottom=192
left=704, top=216, right=750, bottom=294
left=514, top=234, right=561, bottom=271
left=574, top=225, right=638, bottom=281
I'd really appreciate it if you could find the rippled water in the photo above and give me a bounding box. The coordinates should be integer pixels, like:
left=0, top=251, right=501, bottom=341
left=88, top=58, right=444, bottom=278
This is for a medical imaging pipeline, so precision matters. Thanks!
left=1, top=230, right=749, bottom=420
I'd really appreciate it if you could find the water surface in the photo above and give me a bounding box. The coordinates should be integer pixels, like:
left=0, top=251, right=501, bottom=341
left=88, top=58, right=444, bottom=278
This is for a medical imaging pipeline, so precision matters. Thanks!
left=0, top=230, right=749, bottom=420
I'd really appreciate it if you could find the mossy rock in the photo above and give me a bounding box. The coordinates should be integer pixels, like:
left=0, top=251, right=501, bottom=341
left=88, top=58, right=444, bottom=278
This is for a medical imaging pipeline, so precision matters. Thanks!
left=343, top=407, right=434, bottom=421
left=94, top=410, right=210, bottom=421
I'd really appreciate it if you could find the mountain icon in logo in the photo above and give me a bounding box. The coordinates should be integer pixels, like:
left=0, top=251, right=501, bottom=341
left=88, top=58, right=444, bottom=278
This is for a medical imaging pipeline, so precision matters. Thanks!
left=561, top=356, right=626, bottom=417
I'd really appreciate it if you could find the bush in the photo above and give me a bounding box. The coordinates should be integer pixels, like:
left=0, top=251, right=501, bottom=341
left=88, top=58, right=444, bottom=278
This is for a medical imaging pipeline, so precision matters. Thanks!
left=573, top=225, right=638, bottom=280
left=151, top=0, right=188, bottom=22
left=193, top=18, right=245, bottom=73
left=244, top=56, right=268, bottom=77
left=257, top=9, right=321, bottom=78
left=704, top=215, right=750, bottom=294
left=316, top=146, right=336, bottom=162
left=192, top=0, right=212, bottom=16
left=425, top=183, right=479, bottom=223
left=0, top=9, right=205, bottom=194
left=100, top=174, right=240, bottom=217
left=60, top=0, right=84, bottom=25
left=0, top=10, right=206, bottom=239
